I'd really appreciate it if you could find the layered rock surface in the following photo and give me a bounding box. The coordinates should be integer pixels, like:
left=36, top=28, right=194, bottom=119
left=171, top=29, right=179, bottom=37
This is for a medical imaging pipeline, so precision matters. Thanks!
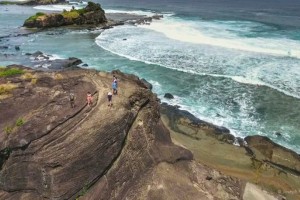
left=160, top=103, right=300, bottom=200
left=0, top=67, right=246, bottom=199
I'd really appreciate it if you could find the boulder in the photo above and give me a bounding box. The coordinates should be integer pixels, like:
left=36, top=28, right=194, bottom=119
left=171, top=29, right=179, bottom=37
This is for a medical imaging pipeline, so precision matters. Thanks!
left=141, top=78, right=152, bottom=90
left=164, top=93, right=174, bottom=99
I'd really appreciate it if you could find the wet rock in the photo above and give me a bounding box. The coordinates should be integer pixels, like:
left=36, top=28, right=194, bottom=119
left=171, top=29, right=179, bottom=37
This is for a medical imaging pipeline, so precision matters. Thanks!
left=141, top=78, right=152, bottom=90
left=245, top=135, right=300, bottom=172
left=152, top=14, right=163, bottom=20
left=164, top=93, right=174, bottom=99
left=236, top=137, right=245, bottom=147
left=31, top=51, right=44, bottom=57
left=275, top=131, right=282, bottom=137
left=160, top=103, right=234, bottom=143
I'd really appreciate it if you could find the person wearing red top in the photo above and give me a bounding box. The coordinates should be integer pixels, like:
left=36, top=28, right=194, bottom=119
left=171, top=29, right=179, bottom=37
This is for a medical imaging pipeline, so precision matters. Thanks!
left=87, top=92, right=93, bottom=106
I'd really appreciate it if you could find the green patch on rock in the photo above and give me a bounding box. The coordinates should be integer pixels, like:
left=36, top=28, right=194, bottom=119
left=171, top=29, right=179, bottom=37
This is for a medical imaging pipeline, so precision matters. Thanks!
left=62, top=10, right=80, bottom=19
left=25, top=12, right=45, bottom=23
left=0, top=1, right=19, bottom=5
left=16, top=118, right=25, bottom=127
left=0, top=68, right=24, bottom=77
left=62, top=9, right=86, bottom=19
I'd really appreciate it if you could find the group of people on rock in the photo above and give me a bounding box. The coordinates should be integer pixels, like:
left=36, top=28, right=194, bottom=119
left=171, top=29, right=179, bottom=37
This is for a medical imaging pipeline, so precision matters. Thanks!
left=69, top=74, right=119, bottom=108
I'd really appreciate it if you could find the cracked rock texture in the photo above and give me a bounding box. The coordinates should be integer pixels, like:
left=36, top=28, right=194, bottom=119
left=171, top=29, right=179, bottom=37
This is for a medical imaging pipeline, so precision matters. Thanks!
left=0, top=67, right=245, bottom=200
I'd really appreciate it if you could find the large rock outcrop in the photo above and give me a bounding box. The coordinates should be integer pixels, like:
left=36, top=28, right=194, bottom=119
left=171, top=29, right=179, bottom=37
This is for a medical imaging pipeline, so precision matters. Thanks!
left=23, top=2, right=107, bottom=28
left=0, top=66, right=245, bottom=199
left=160, top=103, right=300, bottom=200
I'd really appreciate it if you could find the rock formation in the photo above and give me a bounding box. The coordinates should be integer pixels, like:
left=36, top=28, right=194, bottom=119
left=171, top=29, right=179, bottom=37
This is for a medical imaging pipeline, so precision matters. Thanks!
left=0, top=66, right=246, bottom=199
left=23, top=2, right=107, bottom=28
left=160, top=103, right=300, bottom=200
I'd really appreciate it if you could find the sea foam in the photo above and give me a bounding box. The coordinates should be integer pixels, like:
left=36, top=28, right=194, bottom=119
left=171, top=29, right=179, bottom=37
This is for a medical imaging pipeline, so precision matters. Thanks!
left=139, top=16, right=300, bottom=59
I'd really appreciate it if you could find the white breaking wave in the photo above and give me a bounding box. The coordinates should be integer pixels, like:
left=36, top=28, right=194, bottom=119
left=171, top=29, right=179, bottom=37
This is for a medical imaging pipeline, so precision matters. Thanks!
left=139, top=16, right=300, bottom=59
left=105, top=9, right=160, bottom=17
left=95, top=13, right=300, bottom=99
left=33, top=4, right=84, bottom=11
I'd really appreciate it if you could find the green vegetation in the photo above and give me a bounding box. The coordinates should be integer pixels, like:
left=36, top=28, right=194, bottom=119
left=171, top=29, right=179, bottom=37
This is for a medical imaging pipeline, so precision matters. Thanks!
left=76, top=8, right=86, bottom=15
left=25, top=12, right=46, bottom=23
left=62, top=9, right=86, bottom=19
left=3, top=118, right=25, bottom=135
left=0, top=83, right=17, bottom=96
left=0, top=1, right=20, bottom=5
left=75, top=183, right=89, bottom=199
left=16, top=118, right=24, bottom=127
left=4, top=126, right=13, bottom=135
left=62, top=10, right=80, bottom=19
left=0, top=68, right=24, bottom=77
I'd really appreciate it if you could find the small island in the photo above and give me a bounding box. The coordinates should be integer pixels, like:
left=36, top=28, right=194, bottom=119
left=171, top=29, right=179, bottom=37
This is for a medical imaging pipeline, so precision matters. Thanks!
left=23, top=2, right=107, bottom=28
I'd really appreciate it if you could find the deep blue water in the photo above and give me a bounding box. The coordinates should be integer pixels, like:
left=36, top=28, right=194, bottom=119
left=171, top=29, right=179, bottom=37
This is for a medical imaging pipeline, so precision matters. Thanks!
left=1, top=0, right=300, bottom=153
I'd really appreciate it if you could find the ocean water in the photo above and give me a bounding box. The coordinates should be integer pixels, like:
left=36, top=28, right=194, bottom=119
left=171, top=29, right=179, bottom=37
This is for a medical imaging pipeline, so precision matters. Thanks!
left=1, top=0, right=300, bottom=153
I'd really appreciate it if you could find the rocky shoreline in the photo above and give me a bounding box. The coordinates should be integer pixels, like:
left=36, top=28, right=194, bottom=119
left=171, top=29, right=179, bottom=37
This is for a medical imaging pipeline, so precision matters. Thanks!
left=0, top=62, right=299, bottom=199
left=1, top=2, right=300, bottom=200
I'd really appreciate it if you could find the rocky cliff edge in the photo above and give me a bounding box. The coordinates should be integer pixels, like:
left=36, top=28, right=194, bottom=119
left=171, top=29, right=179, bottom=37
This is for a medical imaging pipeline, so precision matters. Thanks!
left=0, top=66, right=248, bottom=200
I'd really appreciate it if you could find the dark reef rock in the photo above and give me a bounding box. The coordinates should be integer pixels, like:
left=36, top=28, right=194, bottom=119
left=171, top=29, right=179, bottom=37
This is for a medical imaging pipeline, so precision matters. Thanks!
left=141, top=78, right=152, bottom=90
left=164, top=93, right=174, bottom=99
left=160, top=103, right=234, bottom=143
left=23, top=2, right=107, bottom=28
left=245, top=135, right=300, bottom=173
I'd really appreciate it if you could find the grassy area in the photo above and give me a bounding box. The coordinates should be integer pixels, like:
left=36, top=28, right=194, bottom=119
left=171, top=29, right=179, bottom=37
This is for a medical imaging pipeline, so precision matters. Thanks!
left=0, top=68, right=24, bottom=77
left=62, top=9, right=87, bottom=19
left=3, top=118, right=25, bottom=135
left=25, top=12, right=46, bottom=23
left=0, top=83, right=17, bottom=95
left=24, top=7, right=87, bottom=24
left=22, top=72, right=37, bottom=84
left=16, top=118, right=24, bottom=127
left=62, top=10, right=80, bottom=19
left=0, top=1, right=21, bottom=5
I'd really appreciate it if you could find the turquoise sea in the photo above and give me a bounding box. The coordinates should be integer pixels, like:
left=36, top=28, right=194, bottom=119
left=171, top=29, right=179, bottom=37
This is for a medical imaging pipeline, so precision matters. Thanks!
left=1, top=0, right=300, bottom=153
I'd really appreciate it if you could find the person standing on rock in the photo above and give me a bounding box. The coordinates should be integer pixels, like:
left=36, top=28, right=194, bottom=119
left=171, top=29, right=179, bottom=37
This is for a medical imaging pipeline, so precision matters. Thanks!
left=87, top=92, right=93, bottom=106
left=112, top=80, right=118, bottom=95
left=107, top=91, right=113, bottom=107
left=69, top=91, right=75, bottom=108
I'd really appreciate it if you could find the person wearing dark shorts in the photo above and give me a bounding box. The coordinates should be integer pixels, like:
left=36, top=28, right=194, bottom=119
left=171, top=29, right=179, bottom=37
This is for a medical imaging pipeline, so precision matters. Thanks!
left=69, top=92, right=75, bottom=108
left=108, top=91, right=112, bottom=107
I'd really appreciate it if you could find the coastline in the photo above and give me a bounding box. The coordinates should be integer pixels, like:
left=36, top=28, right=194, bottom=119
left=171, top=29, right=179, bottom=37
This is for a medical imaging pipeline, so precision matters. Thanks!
left=1, top=3, right=300, bottom=199
left=160, top=102, right=300, bottom=200
left=0, top=3, right=298, bottom=158
left=0, top=62, right=299, bottom=199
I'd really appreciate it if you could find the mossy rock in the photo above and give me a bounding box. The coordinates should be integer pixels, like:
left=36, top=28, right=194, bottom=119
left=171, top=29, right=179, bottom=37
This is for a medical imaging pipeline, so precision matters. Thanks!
left=25, top=12, right=45, bottom=23
left=0, top=68, right=24, bottom=77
